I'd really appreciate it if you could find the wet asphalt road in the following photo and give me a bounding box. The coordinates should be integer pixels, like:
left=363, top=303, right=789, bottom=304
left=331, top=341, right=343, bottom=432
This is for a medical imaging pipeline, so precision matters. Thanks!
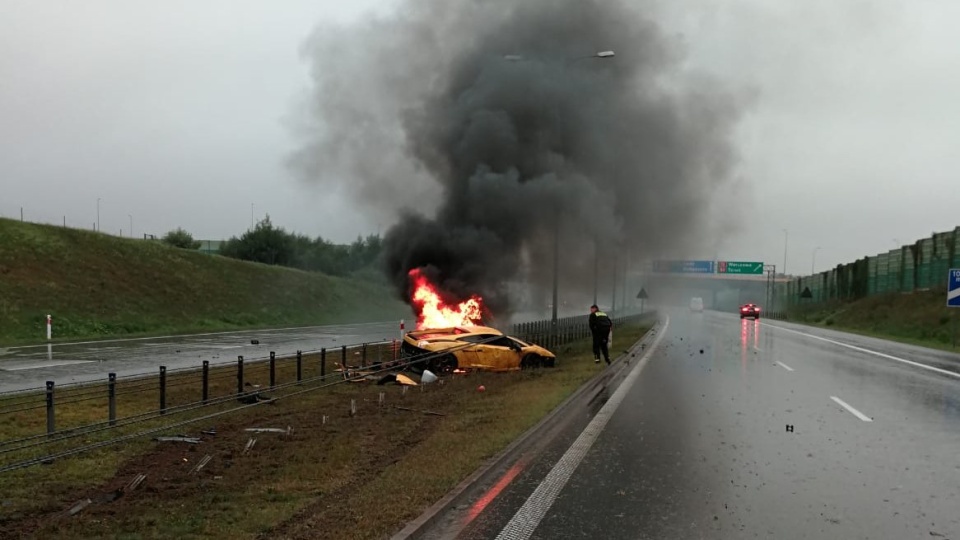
left=0, top=321, right=402, bottom=392
left=437, top=310, right=960, bottom=539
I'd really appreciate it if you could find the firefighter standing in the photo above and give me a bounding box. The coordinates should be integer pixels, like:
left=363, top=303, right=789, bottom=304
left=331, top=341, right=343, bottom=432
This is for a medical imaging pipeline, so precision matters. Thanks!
left=588, top=305, right=613, bottom=365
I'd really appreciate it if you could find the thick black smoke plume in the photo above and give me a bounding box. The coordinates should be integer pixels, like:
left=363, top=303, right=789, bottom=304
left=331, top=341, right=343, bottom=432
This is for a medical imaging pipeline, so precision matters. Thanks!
left=291, top=0, right=745, bottom=315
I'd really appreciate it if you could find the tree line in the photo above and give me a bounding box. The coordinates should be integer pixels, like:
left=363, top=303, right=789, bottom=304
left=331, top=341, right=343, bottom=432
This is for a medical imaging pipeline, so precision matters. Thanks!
left=161, top=216, right=383, bottom=279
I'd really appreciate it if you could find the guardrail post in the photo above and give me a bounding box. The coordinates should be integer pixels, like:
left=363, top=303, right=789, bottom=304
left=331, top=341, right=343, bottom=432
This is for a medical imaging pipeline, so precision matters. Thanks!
left=296, top=350, right=303, bottom=383
left=341, top=345, right=347, bottom=367
left=108, top=373, right=117, bottom=426
left=361, top=343, right=367, bottom=368
left=202, top=361, right=209, bottom=404
left=320, top=348, right=327, bottom=378
left=237, top=355, right=244, bottom=396
left=45, top=381, right=55, bottom=435
left=159, top=366, right=167, bottom=415
left=270, top=351, right=276, bottom=388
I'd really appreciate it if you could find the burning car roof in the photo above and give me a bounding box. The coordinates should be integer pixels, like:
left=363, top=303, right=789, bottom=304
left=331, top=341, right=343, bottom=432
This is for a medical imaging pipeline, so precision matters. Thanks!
left=407, top=325, right=502, bottom=339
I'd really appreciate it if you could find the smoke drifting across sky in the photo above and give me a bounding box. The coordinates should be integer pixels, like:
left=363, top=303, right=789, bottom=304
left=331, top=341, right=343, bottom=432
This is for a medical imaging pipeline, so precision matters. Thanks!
left=291, top=0, right=747, bottom=315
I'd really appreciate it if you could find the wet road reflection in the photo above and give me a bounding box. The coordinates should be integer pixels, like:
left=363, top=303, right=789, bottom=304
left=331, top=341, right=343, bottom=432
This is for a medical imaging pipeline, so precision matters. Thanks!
left=0, top=321, right=400, bottom=392
left=446, top=309, right=960, bottom=539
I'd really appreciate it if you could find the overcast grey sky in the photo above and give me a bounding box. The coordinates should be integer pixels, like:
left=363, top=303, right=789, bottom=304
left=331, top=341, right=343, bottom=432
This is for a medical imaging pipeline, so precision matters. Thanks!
left=2, top=1, right=959, bottom=276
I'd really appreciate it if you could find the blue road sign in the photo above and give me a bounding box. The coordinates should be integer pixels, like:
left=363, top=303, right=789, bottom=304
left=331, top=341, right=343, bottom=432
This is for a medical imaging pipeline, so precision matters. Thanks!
left=947, top=269, right=960, bottom=307
left=653, top=260, right=715, bottom=274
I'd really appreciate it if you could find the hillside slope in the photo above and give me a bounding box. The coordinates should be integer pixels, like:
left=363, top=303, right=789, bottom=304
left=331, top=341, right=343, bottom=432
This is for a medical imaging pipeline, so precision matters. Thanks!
left=0, top=219, right=410, bottom=345
left=787, top=288, right=960, bottom=350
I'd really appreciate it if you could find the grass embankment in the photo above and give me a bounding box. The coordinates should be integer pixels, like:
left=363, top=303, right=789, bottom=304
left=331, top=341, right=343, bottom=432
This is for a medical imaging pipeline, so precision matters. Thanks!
left=0, top=325, right=649, bottom=539
left=0, top=218, right=409, bottom=346
left=786, top=289, right=960, bottom=352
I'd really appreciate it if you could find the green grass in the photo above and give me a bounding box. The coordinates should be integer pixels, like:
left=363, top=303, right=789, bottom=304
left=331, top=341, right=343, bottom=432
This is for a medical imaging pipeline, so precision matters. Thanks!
left=0, top=218, right=410, bottom=346
left=786, top=289, right=960, bottom=352
left=0, top=326, right=649, bottom=539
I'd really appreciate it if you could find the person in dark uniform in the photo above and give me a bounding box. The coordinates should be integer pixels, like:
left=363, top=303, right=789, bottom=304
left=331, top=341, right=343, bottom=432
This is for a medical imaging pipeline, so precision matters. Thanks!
left=588, top=304, right=613, bottom=364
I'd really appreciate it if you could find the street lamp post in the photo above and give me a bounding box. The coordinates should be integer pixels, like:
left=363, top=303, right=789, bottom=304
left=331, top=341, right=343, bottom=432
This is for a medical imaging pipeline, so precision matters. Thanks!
left=592, top=235, right=599, bottom=305
left=611, top=254, right=618, bottom=313
left=505, top=50, right=615, bottom=332
left=551, top=209, right=560, bottom=326
left=782, top=229, right=788, bottom=277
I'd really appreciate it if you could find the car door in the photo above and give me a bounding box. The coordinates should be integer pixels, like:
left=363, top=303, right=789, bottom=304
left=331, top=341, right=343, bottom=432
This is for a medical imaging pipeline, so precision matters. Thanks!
left=478, top=336, right=523, bottom=371
left=453, top=335, right=493, bottom=368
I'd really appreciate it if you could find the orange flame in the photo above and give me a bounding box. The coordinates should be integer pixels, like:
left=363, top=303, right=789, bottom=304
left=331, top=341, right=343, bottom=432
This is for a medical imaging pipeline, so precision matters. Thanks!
left=408, top=268, right=483, bottom=329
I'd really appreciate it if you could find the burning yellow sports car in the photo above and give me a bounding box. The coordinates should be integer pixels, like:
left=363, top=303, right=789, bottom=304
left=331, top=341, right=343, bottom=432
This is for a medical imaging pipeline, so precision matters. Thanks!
left=401, top=326, right=556, bottom=373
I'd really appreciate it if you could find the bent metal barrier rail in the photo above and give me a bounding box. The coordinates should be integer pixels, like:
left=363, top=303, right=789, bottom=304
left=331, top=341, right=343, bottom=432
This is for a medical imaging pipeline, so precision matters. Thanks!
left=0, top=311, right=653, bottom=473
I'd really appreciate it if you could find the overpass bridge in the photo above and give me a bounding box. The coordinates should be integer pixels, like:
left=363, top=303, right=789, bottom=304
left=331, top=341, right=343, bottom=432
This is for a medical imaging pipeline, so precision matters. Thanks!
left=640, top=270, right=791, bottom=313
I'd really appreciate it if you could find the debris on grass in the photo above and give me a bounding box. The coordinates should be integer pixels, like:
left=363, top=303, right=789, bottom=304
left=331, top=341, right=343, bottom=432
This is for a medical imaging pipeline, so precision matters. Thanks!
left=396, top=373, right=418, bottom=386
left=126, top=474, right=147, bottom=492
left=242, top=438, right=257, bottom=454
left=190, top=455, right=213, bottom=474
left=244, top=426, right=293, bottom=435
left=94, top=489, right=123, bottom=504
left=67, top=498, right=93, bottom=516
left=155, top=436, right=201, bottom=444
left=393, top=406, right=446, bottom=417
left=238, top=393, right=274, bottom=405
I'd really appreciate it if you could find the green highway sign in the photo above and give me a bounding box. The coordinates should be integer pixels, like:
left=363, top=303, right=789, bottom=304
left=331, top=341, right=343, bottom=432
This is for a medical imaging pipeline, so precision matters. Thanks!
left=717, top=261, right=764, bottom=275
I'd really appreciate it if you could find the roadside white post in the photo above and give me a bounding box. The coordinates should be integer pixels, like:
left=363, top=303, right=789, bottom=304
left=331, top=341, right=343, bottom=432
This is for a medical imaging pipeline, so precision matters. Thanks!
left=46, top=314, right=52, bottom=340
left=399, top=319, right=405, bottom=340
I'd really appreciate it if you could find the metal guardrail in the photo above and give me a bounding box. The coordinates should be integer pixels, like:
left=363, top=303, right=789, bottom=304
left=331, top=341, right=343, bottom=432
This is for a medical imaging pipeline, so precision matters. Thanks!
left=0, top=311, right=656, bottom=473
left=509, top=311, right=653, bottom=350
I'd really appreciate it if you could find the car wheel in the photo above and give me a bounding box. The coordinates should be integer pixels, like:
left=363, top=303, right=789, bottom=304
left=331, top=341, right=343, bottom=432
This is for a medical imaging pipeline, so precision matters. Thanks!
left=429, top=354, right=458, bottom=374
left=542, top=357, right=556, bottom=368
left=521, top=354, right=541, bottom=370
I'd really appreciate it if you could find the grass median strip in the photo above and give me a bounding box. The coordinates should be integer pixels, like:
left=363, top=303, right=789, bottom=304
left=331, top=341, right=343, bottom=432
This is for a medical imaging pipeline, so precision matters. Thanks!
left=0, top=325, right=649, bottom=539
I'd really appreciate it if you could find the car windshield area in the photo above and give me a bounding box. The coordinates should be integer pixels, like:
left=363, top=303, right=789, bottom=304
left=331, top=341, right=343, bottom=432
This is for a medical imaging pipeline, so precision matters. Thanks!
left=457, top=334, right=501, bottom=344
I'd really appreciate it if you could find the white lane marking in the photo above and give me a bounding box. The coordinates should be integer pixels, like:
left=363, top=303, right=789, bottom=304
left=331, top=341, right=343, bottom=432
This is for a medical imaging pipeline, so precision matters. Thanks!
left=776, top=361, right=795, bottom=372
left=1, top=360, right=95, bottom=371
left=495, top=318, right=670, bottom=540
left=830, top=396, right=873, bottom=422
left=767, top=324, right=960, bottom=380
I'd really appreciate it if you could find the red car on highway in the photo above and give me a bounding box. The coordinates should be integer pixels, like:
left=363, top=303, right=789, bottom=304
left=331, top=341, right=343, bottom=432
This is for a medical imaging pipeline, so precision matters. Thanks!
left=740, top=303, right=761, bottom=319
